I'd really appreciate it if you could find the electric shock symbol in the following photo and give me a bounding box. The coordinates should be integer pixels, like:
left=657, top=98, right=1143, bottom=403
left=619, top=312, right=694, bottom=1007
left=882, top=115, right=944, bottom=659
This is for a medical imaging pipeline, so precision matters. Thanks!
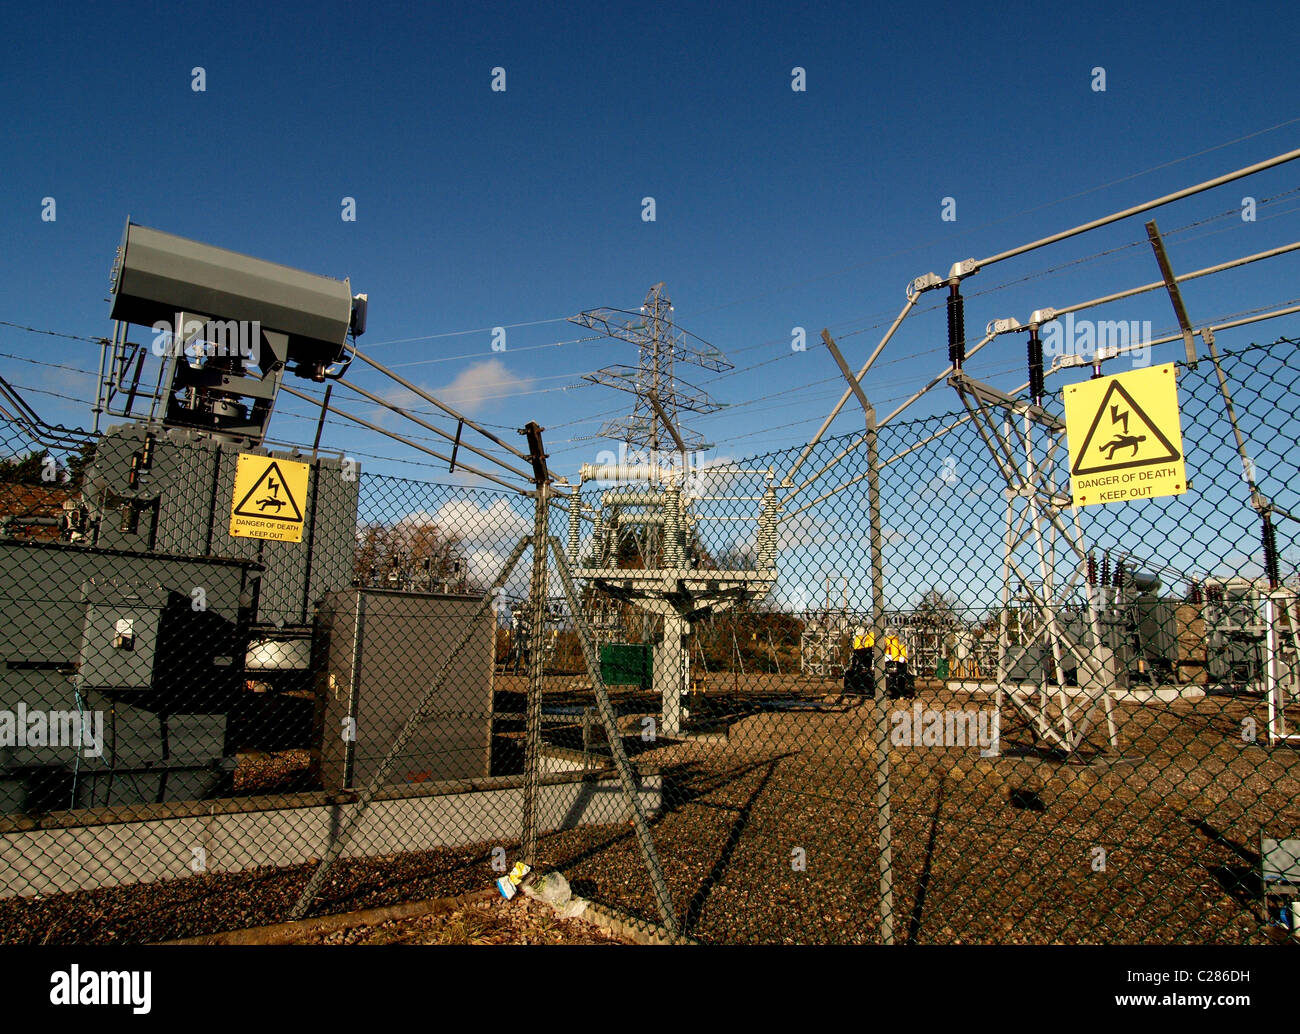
left=1064, top=362, right=1187, bottom=507
left=257, top=477, right=286, bottom=512
left=1097, top=403, right=1148, bottom=458
left=1099, top=433, right=1146, bottom=460
left=1070, top=380, right=1180, bottom=476
left=230, top=454, right=310, bottom=542
left=234, top=463, right=303, bottom=522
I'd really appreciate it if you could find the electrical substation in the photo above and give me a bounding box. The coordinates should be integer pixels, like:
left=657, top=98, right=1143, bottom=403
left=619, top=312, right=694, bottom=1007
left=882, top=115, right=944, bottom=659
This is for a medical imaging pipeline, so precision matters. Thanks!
left=2, top=144, right=1300, bottom=947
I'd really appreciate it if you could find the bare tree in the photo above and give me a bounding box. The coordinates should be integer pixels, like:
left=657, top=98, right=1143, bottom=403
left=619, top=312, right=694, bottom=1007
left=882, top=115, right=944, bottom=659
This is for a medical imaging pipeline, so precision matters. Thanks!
left=354, top=519, right=470, bottom=592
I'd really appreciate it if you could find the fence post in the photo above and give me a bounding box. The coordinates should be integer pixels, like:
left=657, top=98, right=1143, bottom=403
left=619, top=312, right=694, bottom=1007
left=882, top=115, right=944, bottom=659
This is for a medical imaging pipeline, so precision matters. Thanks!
left=519, top=421, right=551, bottom=866
left=548, top=537, right=680, bottom=937
left=521, top=480, right=549, bottom=863
left=822, top=329, right=895, bottom=945
left=863, top=381, right=896, bottom=945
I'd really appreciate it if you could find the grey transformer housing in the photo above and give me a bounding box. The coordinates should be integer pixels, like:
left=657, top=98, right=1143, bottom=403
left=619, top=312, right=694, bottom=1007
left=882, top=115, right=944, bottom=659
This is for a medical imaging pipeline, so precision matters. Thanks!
left=1, top=225, right=366, bottom=812
left=3, top=222, right=497, bottom=817
left=107, top=221, right=362, bottom=443
left=109, top=221, right=355, bottom=357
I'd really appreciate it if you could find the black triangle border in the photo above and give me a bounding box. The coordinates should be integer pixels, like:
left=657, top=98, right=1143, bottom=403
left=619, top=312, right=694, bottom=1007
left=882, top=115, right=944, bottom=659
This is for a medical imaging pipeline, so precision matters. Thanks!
left=232, top=459, right=306, bottom=524
left=1071, top=379, right=1181, bottom=476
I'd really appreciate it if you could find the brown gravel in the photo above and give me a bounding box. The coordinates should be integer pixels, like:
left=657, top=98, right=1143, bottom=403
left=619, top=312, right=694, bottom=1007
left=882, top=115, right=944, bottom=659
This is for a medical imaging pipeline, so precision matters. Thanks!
left=297, top=894, right=630, bottom=945
left=3, top=678, right=1299, bottom=945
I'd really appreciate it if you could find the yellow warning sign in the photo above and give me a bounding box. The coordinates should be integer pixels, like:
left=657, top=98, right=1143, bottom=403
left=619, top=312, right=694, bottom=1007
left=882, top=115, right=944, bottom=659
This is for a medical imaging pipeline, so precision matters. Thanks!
left=229, top=454, right=310, bottom=542
left=1064, top=363, right=1186, bottom=506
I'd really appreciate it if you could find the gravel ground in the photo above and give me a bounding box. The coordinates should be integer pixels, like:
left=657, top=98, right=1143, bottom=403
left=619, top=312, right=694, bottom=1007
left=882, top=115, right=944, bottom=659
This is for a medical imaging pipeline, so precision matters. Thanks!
left=2, top=679, right=1298, bottom=945
left=298, top=894, right=631, bottom=945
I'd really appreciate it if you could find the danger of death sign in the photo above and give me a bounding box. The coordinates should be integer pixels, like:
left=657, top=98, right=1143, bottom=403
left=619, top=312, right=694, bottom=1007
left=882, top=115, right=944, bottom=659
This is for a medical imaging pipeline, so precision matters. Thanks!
left=1064, top=363, right=1187, bottom=507
left=229, top=454, right=310, bottom=542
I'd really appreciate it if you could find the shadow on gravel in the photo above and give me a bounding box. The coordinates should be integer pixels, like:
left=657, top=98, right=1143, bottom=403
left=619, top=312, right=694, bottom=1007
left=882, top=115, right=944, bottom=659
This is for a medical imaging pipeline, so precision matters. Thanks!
left=682, top=756, right=782, bottom=936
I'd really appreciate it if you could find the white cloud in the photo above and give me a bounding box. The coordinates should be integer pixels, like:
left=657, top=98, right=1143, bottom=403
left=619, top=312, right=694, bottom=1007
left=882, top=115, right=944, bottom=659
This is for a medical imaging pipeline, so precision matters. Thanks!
left=433, top=496, right=531, bottom=547
left=434, top=359, right=530, bottom=414
left=377, top=358, right=530, bottom=421
left=683, top=454, right=762, bottom=496
left=465, top=546, right=530, bottom=597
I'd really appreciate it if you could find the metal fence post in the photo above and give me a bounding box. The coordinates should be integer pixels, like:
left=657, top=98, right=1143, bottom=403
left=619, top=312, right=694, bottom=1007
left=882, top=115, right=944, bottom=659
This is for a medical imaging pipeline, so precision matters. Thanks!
left=521, top=480, right=549, bottom=864
left=822, top=329, right=895, bottom=945
left=864, top=397, right=896, bottom=945
left=548, top=536, right=680, bottom=938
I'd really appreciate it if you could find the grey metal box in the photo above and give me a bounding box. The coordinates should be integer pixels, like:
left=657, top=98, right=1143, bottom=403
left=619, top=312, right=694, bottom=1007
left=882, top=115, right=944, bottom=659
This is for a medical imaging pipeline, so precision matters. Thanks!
left=78, top=590, right=165, bottom=691
left=317, top=590, right=495, bottom=790
left=1263, top=837, right=1300, bottom=886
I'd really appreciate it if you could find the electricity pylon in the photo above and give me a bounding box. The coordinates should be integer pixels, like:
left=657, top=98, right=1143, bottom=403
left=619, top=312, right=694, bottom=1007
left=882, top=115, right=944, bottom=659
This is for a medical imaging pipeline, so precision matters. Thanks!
left=570, top=282, right=731, bottom=455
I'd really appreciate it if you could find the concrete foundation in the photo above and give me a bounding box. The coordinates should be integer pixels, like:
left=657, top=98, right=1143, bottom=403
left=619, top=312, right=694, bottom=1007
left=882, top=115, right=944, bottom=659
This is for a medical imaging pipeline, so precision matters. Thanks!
left=0, top=768, right=661, bottom=899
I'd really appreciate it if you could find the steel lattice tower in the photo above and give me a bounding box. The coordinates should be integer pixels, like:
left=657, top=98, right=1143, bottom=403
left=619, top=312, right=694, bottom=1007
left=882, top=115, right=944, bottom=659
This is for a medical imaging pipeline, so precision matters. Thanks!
left=570, top=282, right=731, bottom=455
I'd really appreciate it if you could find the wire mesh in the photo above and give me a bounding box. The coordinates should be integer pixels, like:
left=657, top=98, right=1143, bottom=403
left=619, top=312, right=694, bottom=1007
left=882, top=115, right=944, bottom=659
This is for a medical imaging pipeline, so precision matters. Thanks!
left=1, top=335, right=1299, bottom=944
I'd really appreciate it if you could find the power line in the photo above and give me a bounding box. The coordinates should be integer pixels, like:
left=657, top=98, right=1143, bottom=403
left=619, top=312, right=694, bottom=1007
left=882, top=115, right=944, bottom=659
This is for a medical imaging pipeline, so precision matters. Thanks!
left=0, top=352, right=99, bottom=377
left=384, top=333, right=606, bottom=369
left=5, top=126, right=1299, bottom=472
left=360, top=314, right=579, bottom=348
left=0, top=320, right=107, bottom=345
left=671, top=117, right=1300, bottom=323
left=290, top=366, right=602, bottom=415
left=160, top=122, right=1300, bottom=381
left=0, top=382, right=97, bottom=408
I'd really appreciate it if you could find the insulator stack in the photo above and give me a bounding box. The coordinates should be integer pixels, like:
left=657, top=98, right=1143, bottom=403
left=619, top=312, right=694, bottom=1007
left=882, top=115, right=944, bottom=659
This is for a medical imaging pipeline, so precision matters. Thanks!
left=664, top=486, right=685, bottom=566
left=593, top=513, right=607, bottom=566
left=1101, top=552, right=1110, bottom=586
left=1087, top=553, right=1097, bottom=587
left=1188, top=581, right=1203, bottom=604
left=947, top=284, right=966, bottom=369
left=567, top=487, right=582, bottom=564
left=1028, top=328, right=1045, bottom=404
left=757, top=487, right=779, bottom=571
left=1263, top=512, right=1281, bottom=589
left=1114, top=559, right=1126, bottom=589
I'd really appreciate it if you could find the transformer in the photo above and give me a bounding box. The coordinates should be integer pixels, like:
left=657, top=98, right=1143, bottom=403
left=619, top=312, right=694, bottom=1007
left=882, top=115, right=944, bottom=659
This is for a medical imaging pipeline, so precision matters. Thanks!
left=0, top=222, right=495, bottom=815
left=1204, top=577, right=1272, bottom=685
left=1003, top=570, right=1181, bottom=687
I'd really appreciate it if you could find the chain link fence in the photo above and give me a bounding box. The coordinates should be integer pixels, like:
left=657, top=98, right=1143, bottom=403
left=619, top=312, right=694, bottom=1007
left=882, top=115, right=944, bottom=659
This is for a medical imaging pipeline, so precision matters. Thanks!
left=1, top=335, right=1299, bottom=944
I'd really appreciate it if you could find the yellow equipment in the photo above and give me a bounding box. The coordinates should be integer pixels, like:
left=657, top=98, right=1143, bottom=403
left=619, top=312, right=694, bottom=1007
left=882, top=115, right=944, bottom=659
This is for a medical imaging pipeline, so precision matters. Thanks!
left=852, top=629, right=908, bottom=661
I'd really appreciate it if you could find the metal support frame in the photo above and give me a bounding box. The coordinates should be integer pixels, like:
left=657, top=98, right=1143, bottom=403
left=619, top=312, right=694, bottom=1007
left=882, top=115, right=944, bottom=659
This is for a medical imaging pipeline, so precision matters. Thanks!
left=950, top=371, right=1119, bottom=756
left=1145, top=220, right=1198, bottom=369
left=573, top=568, right=773, bottom=736
left=785, top=147, right=1300, bottom=512
left=1199, top=328, right=1300, bottom=745
left=571, top=456, right=777, bottom=737
left=1264, top=590, right=1300, bottom=745
left=800, top=607, right=851, bottom=678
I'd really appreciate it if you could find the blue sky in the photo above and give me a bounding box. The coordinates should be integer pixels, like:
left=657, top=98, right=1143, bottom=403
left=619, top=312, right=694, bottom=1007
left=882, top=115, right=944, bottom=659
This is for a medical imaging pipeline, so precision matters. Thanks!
left=3, top=0, right=1299, bottom=495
